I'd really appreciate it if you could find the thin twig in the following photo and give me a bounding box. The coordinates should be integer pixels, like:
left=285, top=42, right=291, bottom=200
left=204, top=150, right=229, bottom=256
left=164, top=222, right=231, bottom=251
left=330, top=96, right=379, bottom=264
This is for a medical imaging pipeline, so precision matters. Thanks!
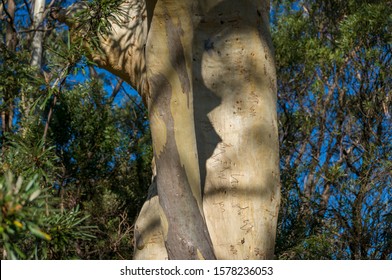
left=42, top=64, right=71, bottom=143
left=22, top=0, right=33, bottom=24
left=109, top=78, right=123, bottom=103
left=18, top=27, right=54, bottom=33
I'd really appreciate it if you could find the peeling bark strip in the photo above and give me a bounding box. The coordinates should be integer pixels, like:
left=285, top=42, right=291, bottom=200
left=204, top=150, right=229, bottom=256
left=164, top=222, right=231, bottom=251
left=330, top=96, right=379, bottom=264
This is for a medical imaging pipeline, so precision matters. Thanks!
left=149, top=74, right=215, bottom=260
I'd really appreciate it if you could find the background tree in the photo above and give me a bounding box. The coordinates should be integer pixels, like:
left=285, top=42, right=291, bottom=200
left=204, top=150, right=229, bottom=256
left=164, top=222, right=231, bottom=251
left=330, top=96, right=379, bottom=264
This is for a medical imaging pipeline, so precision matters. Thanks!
left=272, top=0, right=391, bottom=259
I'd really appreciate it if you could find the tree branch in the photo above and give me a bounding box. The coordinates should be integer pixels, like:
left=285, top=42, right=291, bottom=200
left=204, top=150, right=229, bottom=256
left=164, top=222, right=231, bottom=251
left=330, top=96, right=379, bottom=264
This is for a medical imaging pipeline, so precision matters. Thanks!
left=1, top=0, right=16, bottom=33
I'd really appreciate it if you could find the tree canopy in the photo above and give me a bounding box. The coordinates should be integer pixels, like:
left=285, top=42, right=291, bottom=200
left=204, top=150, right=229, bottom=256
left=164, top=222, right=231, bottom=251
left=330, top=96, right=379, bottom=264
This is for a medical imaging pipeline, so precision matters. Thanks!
left=273, top=0, right=391, bottom=259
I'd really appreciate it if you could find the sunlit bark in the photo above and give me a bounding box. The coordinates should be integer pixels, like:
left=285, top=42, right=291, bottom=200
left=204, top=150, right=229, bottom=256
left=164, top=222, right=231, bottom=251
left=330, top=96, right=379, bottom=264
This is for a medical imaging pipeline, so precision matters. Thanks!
left=60, top=0, right=280, bottom=260
left=31, top=0, right=46, bottom=68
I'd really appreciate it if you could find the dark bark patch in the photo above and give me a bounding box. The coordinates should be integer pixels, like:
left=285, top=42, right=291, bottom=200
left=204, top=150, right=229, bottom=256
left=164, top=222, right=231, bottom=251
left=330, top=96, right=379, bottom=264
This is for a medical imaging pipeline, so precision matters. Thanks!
left=149, top=73, right=215, bottom=260
left=204, top=38, right=214, bottom=51
left=164, top=9, right=191, bottom=108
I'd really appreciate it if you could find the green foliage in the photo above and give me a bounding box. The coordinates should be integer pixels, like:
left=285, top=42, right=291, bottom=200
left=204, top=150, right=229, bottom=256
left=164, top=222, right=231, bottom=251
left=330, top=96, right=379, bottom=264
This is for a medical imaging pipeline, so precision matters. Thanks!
left=48, top=79, right=151, bottom=259
left=0, top=173, right=48, bottom=259
left=273, top=0, right=392, bottom=259
left=43, top=206, right=96, bottom=259
left=3, top=137, right=59, bottom=183
left=80, top=0, right=127, bottom=35
left=0, top=172, right=96, bottom=260
left=64, top=0, right=127, bottom=52
left=1, top=0, right=152, bottom=259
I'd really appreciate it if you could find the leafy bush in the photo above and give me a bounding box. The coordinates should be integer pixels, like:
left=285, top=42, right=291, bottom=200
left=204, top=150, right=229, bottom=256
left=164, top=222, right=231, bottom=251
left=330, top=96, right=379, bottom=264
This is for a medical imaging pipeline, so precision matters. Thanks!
left=0, top=172, right=95, bottom=259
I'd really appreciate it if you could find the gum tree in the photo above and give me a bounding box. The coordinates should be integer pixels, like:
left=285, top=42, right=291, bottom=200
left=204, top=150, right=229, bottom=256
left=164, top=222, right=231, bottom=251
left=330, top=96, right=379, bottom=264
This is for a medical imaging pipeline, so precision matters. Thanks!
left=56, top=0, right=280, bottom=260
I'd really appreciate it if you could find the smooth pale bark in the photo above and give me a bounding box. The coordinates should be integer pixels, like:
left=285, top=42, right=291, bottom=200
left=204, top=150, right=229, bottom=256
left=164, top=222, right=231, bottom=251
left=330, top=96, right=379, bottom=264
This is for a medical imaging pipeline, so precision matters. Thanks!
left=60, top=0, right=280, bottom=260
left=133, top=181, right=168, bottom=259
left=31, top=0, right=45, bottom=68
left=194, top=0, right=280, bottom=259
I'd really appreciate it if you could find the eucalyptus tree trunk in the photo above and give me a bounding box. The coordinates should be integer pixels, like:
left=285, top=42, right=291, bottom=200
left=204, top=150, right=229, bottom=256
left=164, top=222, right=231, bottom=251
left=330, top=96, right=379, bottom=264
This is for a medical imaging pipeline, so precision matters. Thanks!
left=59, top=0, right=280, bottom=260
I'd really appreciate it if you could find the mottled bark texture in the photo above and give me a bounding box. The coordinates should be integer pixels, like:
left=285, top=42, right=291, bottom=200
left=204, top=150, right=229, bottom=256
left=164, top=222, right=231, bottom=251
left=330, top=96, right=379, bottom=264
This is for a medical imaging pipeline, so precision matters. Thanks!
left=60, top=0, right=280, bottom=260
